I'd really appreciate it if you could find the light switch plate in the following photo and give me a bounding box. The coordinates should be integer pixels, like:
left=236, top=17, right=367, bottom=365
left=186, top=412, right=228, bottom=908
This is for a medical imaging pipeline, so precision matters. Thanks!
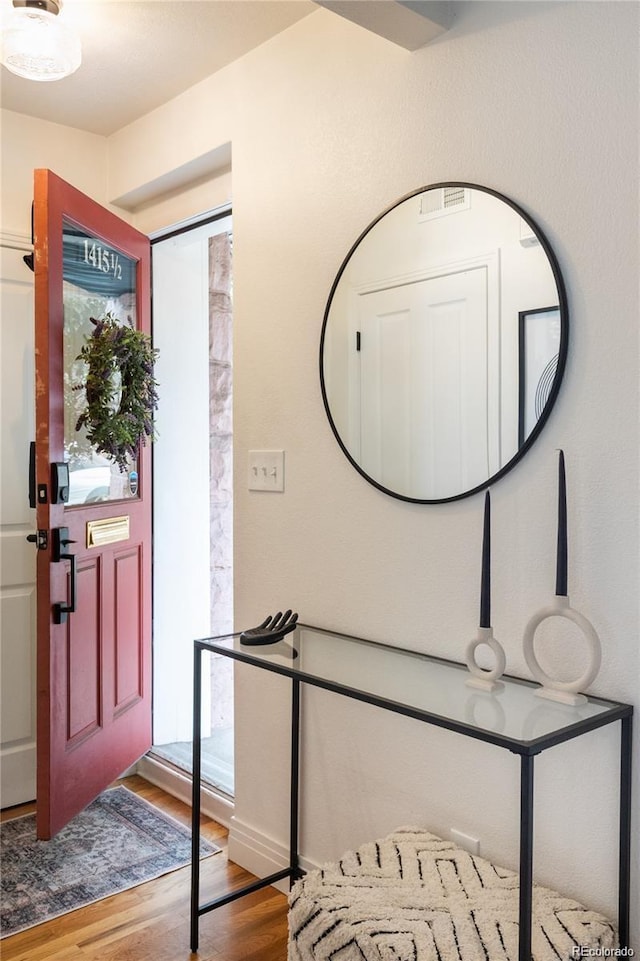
left=248, top=450, right=285, bottom=492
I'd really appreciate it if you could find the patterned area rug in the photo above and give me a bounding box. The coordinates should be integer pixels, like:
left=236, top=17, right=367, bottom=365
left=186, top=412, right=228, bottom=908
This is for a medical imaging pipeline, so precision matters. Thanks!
left=1, top=785, right=220, bottom=938
left=288, top=827, right=617, bottom=961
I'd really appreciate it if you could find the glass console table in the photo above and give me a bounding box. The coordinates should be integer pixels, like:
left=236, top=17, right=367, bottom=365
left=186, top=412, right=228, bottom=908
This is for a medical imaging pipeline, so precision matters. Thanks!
left=190, top=624, right=633, bottom=958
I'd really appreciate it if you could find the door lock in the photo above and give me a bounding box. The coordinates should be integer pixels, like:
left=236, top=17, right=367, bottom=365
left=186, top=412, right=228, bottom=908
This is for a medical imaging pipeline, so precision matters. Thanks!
left=51, top=462, right=70, bottom=505
left=26, top=530, right=48, bottom=550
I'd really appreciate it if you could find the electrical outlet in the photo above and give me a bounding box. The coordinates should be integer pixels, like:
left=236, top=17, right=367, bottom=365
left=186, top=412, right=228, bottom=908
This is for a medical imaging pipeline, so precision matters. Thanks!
left=248, top=450, right=285, bottom=492
left=450, top=828, right=480, bottom=855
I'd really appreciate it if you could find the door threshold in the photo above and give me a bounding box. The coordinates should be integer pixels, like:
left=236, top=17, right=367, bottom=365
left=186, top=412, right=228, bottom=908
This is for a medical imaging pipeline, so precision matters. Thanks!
left=136, top=753, right=234, bottom=828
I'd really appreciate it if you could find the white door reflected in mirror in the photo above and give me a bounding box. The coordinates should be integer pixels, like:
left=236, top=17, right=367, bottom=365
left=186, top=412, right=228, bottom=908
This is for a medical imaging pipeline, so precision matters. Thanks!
left=320, top=183, right=568, bottom=503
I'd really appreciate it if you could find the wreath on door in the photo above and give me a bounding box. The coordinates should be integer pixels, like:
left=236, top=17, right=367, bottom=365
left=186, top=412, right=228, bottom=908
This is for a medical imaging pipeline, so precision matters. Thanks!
left=75, top=312, right=159, bottom=472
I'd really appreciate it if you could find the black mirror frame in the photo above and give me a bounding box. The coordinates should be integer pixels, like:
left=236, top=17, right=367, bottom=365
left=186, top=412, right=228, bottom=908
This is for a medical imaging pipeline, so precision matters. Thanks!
left=319, top=182, right=569, bottom=504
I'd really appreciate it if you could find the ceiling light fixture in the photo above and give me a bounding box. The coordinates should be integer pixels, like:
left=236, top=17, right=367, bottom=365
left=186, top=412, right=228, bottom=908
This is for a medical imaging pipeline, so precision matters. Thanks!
left=1, top=0, right=81, bottom=82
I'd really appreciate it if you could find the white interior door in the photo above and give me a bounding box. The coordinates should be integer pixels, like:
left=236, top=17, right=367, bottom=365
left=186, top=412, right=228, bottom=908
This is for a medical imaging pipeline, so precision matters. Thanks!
left=0, top=240, right=36, bottom=807
left=358, top=267, right=492, bottom=499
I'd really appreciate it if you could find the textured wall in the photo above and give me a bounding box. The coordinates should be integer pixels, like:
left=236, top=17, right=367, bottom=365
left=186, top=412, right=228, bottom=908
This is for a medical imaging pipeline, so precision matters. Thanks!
left=107, top=0, right=638, bottom=938
left=225, top=3, right=639, bottom=938
left=0, top=110, right=111, bottom=236
left=209, top=232, right=233, bottom=639
left=209, top=233, right=234, bottom=732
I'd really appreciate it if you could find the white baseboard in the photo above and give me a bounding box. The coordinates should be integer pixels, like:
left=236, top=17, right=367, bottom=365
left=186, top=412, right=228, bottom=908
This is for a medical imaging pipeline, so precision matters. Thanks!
left=135, top=753, right=234, bottom=828
left=134, top=755, right=317, bottom=897
left=0, top=744, right=36, bottom=808
left=228, top=816, right=318, bottom=894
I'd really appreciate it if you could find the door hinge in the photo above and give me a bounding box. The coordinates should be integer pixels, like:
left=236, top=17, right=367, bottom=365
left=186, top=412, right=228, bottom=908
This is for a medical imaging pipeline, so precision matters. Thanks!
left=26, top=529, right=48, bottom=550
left=23, top=203, right=34, bottom=272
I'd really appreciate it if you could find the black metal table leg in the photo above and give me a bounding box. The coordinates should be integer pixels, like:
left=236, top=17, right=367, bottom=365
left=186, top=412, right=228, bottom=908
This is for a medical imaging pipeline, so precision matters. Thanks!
left=190, top=642, right=203, bottom=953
left=519, top=753, right=535, bottom=961
left=189, top=648, right=298, bottom=950
left=290, top=678, right=301, bottom=883
left=618, top=714, right=632, bottom=948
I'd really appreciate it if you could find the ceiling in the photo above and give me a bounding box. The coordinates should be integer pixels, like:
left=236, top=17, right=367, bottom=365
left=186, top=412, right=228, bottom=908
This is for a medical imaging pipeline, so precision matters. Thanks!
left=0, top=1, right=457, bottom=136
left=0, top=0, right=317, bottom=136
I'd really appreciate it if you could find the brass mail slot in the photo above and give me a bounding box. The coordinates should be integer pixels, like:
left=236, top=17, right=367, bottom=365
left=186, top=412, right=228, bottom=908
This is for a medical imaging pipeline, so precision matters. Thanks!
left=87, top=515, right=130, bottom=548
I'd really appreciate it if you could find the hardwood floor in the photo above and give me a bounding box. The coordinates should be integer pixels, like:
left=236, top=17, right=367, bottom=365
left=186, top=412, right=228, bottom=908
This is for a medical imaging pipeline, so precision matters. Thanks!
left=1, top=775, right=289, bottom=961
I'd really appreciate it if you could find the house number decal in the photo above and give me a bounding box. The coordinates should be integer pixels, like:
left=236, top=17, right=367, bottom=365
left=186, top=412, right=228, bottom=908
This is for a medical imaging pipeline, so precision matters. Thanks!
left=63, top=218, right=135, bottom=297
left=83, top=240, right=123, bottom=280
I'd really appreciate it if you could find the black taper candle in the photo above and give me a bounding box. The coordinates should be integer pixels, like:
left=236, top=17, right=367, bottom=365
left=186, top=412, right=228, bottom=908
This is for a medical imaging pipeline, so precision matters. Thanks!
left=555, top=450, right=568, bottom=596
left=480, top=490, right=491, bottom=628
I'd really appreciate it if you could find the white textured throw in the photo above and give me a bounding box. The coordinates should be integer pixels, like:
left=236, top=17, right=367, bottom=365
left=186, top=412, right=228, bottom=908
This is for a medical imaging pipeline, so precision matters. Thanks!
left=288, top=828, right=617, bottom=961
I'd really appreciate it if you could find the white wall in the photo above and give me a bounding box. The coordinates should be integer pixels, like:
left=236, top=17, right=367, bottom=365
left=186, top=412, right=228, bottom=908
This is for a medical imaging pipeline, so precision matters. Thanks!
left=228, top=6, right=636, bottom=933
left=2, top=0, right=638, bottom=944
left=0, top=110, right=114, bottom=237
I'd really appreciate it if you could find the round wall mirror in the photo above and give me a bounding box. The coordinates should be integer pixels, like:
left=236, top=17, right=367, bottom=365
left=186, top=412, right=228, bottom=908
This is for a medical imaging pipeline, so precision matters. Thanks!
left=320, top=183, right=568, bottom=503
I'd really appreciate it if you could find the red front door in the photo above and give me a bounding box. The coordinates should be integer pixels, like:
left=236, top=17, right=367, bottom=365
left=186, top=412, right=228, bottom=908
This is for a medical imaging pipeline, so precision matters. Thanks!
left=33, top=170, right=152, bottom=839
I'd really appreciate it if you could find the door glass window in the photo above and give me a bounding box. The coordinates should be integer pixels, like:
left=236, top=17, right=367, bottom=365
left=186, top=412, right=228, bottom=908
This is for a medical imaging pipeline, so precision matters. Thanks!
left=63, top=219, right=139, bottom=505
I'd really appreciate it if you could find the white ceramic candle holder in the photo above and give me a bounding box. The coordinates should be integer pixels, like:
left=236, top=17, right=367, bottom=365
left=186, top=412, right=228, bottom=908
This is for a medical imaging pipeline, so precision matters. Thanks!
left=523, top=595, right=601, bottom=705
left=465, top=626, right=506, bottom=692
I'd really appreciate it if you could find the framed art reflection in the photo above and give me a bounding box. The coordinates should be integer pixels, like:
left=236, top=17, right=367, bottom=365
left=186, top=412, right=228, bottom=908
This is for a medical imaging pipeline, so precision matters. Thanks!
left=518, top=306, right=561, bottom=447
